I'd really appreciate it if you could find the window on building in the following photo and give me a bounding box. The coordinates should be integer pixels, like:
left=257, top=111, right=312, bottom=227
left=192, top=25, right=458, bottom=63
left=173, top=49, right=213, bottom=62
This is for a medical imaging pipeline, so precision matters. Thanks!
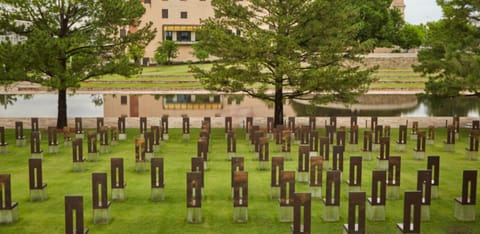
left=180, top=11, right=188, bottom=19
left=177, top=31, right=191, bottom=42
left=165, top=31, right=173, bottom=40
left=120, top=96, right=128, bottom=105
left=162, top=9, right=168, bottom=18
left=144, top=0, right=151, bottom=3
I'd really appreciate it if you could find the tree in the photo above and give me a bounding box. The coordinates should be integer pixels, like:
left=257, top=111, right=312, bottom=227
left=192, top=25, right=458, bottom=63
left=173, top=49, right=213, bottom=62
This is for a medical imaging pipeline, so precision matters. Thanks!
left=413, top=0, right=480, bottom=97
left=356, top=0, right=405, bottom=48
left=154, top=40, right=178, bottom=65
left=128, top=45, right=146, bottom=65
left=191, top=0, right=384, bottom=126
left=396, top=24, right=425, bottom=52
left=0, top=0, right=155, bottom=128
left=192, top=43, right=210, bottom=62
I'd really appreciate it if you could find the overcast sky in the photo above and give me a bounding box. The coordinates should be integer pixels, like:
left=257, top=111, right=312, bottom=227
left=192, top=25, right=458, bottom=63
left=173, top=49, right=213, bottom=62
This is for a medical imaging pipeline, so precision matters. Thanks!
left=404, top=0, right=443, bottom=24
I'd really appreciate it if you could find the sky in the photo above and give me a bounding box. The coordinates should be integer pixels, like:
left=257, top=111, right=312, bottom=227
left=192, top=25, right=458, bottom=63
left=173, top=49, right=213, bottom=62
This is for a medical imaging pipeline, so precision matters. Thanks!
left=404, top=0, right=443, bottom=25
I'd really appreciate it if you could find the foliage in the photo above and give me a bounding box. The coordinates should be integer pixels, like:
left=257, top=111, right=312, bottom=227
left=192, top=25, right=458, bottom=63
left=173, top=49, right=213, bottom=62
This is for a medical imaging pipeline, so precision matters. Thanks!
left=0, top=0, right=156, bottom=128
left=395, top=24, right=425, bottom=52
left=128, top=45, right=146, bottom=65
left=155, top=40, right=178, bottom=65
left=355, top=0, right=405, bottom=48
left=413, top=0, right=480, bottom=97
left=191, top=0, right=382, bottom=125
left=192, top=43, right=209, bottom=62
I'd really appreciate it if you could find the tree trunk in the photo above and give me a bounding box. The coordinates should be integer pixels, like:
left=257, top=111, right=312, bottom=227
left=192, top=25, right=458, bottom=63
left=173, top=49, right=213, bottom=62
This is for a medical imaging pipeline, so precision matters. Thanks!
left=57, top=89, right=68, bottom=129
left=274, top=84, right=284, bottom=127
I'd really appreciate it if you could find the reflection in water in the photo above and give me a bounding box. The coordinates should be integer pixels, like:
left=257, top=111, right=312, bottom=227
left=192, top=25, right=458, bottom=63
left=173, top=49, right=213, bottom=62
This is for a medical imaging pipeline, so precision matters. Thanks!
left=292, top=94, right=480, bottom=117
left=1, top=93, right=480, bottom=117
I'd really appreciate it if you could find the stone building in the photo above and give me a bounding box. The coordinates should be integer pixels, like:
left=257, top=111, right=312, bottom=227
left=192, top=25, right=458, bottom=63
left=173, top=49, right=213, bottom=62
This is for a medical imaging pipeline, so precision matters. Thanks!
left=138, top=0, right=405, bottom=64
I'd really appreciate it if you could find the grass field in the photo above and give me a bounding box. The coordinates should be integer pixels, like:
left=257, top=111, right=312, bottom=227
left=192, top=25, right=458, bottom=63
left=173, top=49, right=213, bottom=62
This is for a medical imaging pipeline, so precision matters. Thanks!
left=81, top=65, right=427, bottom=90
left=0, top=127, right=478, bottom=234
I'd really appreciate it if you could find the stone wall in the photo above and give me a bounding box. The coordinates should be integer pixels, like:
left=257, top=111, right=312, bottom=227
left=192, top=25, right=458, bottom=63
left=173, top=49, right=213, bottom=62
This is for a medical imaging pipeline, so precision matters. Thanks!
left=363, top=53, right=418, bottom=69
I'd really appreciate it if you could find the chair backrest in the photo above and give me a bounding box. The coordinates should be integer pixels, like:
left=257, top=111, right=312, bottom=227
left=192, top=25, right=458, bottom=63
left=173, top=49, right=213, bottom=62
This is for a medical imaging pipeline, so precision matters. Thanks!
left=401, top=191, right=422, bottom=233
left=370, top=170, right=386, bottom=205
left=427, top=156, right=440, bottom=186
left=324, top=170, right=341, bottom=206
left=233, top=171, right=248, bottom=207
left=292, top=193, right=311, bottom=234
left=92, top=173, right=109, bottom=209
left=417, top=170, right=432, bottom=205
left=388, top=156, right=401, bottom=186
left=111, top=158, right=125, bottom=189
left=461, top=170, right=477, bottom=204
left=348, top=156, right=362, bottom=186
left=151, top=158, right=164, bottom=188
left=347, top=192, right=366, bottom=234
left=309, top=157, right=322, bottom=187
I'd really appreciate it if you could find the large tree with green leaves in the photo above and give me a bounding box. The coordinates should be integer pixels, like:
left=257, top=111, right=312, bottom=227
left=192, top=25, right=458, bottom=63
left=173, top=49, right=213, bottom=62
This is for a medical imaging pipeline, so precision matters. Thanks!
left=414, top=0, right=480, bottom=97
left=191, top=0, right=397, bottom=126
left=0, top=0, right=155, bottom=128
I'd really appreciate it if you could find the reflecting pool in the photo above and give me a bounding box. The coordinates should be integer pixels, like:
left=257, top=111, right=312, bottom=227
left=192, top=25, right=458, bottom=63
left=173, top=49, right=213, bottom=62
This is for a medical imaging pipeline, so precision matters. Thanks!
left=1, top=93, right=479, bottom=118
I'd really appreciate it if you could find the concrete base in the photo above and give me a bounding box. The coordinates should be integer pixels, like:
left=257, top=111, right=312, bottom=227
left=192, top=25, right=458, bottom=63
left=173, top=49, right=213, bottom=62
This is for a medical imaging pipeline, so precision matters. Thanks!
left=112, top=188, right=126, bottom=201
left=421, top=205, right=430, bottom=221
left=387, top=186, right=400, bottom=200
left=395, top=144, right=406, bottom=152
left=233, top=207, right=248, bottom=223
left=361, top=152, right=373, bottom=161
left=322, top=205, right=340, bottom=222
left=250, top=145, right=256, bottom=153
left=187, top=207, right=202, bottom=223
left=163, top=134, right=169, bottom=140
left=347, top=186, right=361, bottom=198
left=258, top=161, right=269, bottom=171
left=271, top=187, right=280, bottom=200
left=410, top=134, right=417, bottom=140
left=443, top=144, right=455, bottom=152
left=427, top=140, right=434, bottom=145
left=431, top=186, right=439, bottom=199
left=110, top=140, right=118, bottom=147
left=204, top=161, right=208, bottom=171
left=279, top=206, right=293, bottom=222
left=16, top=139, right=26, bottom=147
left=373, top=143, right=380, bottom=152
left=145, top=153, right=154, bottom=162
left=73, top=162, right=85, bottom=172
left=456, top=133, right=459, bottom=140
left=48, top=145, right=59, bottom=154
left=0, top=206, right=18, bottom=224
left=367, top=203, right=385, bottom=221
left=182, top=134, right=190, bottom=141
left=93, top=207, right=111, bottom=224
left=454, top=202, right=475, bottom=221
left=310, top=186, right=322, bottom=200
left=64, top=141, right=72, bottom=147
left=119, top=133, right=127, bottom=140
left=377, top=159, right=388, bottom=170
left=75, top=134, right=84, bottom=140
left=151, top=187, right=165, bottom=201
left=347, top=144, right=359, bottom=152
left=413, top=151, right=425, bottom=160
left=31, top=152, right=43, bottom=160
left=309, top=151, right=318, bottom=157
left=153, top=145, right=161, bottom=153
left=0, top=145, right=7, bottom=154
left=88, top=152, right=99, bottom=162
left=135, top=161, right=147, bottom=172
left=227, top=152, right=236, bottom=161
left=30, top=187, right=48, bottom=202
left=465, top=151, right=478, bottom=161
left=100, top=145, right=110, bottom=154
left=297, top=172, right=309, bottom=183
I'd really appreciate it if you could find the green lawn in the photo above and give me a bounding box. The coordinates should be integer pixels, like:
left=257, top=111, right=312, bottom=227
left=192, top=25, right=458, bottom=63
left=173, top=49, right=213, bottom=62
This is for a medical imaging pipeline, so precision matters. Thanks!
left=1, top=127, right=477, bottom=233
left=80, top=65, right=428, bottom=90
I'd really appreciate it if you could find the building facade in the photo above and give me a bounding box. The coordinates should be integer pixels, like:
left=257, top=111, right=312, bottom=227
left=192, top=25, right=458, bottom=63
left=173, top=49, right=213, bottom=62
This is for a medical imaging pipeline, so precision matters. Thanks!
left=139, top=0, right=405, bottom=64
